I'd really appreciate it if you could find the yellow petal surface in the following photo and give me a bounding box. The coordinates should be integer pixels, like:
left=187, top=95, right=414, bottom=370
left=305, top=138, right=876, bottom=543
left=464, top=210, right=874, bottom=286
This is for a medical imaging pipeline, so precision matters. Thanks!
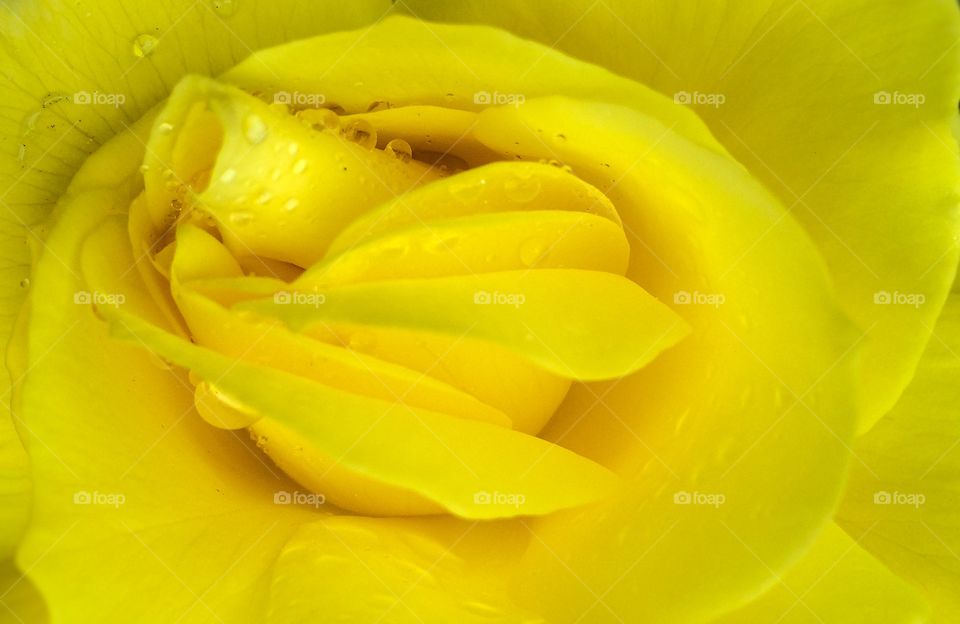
left=14, top=184, right=323, bottom=623
left=471, top=99, right=858, bottom=622
left=408, top=0, right=960, bottom=432
left=712, top=523, right=929, bottom=624
left=837, top=296, right=960, bottom=620
left=264, top=517, right=535, bottom=623
left=325, top=160, right=621, bottom=257
left=240, top=269, right=690, bottom=381
left=0, top=559, right=47, bottom=624
left=142, top=75, right=440, bottom=267
left=107, top=310, right=622, bottom=520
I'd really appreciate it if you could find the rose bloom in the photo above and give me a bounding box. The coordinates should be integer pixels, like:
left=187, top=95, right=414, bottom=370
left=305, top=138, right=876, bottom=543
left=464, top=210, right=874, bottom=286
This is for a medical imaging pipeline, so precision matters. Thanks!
left=0, top=1, right=958, bottom=622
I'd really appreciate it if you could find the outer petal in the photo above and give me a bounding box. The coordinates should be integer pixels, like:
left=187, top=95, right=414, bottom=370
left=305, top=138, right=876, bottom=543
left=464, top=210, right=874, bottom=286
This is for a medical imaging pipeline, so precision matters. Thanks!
left=0, top=560, right=47, bottom=624
left=837, top=296, right=960, bottom=620
left=474, top=98, right=858, bottom=622
left=0, top=0, right=387, bottom=597
left=712, top=523, right=929, bottom=624
left=405, top=0, right=960, bottom=431
left=264, top=517, right=534, bottom=623
left=12, top=183, right=321, bottom=622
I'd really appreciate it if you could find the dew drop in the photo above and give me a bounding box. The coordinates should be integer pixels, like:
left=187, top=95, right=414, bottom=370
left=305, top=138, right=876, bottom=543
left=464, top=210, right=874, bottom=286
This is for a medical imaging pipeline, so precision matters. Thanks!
left=19, top=277, right=30, bottom=288
left=242, top=114, right=269, bottom=145
left=292, top=159, right=308, bottom=174
left=219, top=168, right=237, bottom=183
left=519, top=237, right=547, bottom=267
left=287, top=142, right=299, bottom=156
left=449, top=176, right=486, bottom=201
left=384, top=138, right=412, bottom=163
left=211, top=0, right=237, bottom=16
left=283, top=198, right=299, bottom=212
left=298, top=108, right=339, bottom=132
left=196, top=381, right=258, bottom=429
left=366, top=100, right=390, bottom=113
left=156, top=122, right=174, bottom=135
left=504, top=173, right=541, bottom=203
left=229, top=211, right=253, bottom=226
left=256, top=191, right=273, bottom=205
left=138, top=164, right=150, bottom=174
left=341, top=119, right=377, bottom=149
left=40, top=93, right=69, bottom=108
left=132, top=33, right=159, bottom=58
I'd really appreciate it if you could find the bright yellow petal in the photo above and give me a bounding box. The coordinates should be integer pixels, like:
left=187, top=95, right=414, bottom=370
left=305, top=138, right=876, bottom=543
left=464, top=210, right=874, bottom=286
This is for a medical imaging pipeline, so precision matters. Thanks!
left=14, top=183, right=320, bottom=623
left=837, top=295, right=960, bottom=620
left=712, top=523, right=929, bottom=624
left=106, top=310, right=622, bottom=520
left=264, top=517, right=534, bottom=623
left=0, top=559, right=47, bottom=624
left=471, top=98, right=857, bottom=622
left=406, top=0, right=960, bottom=432
left=239, top=269, right=689, bottom=381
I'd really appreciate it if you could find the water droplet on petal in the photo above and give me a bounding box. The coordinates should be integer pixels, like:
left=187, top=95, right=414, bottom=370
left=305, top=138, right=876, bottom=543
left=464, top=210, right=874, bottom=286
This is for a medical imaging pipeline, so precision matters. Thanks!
left=287, top=142, right=299, bottom=156
left=19, top=277, right=30, bottom=288
left=384, top=138, right=412, bottom=163
left=242, top=114, right=269, bottom=145
left=504, top=173, right=541, bottom=203
left=229, top=211, right=253, bottom=226
left=520, top=237, right=547, bottom=267
left=219, top=168, right=237, bottom=183
left=211, top=0, right=237, bottom=16
left=256, top=191, right=272, bottom=205
left=292, top=159, right=308, bottom=174
left=157, top=122, right=174, bottom=135
left=449, top=176, right=486, bottom=201
left=341, top=119, right=377, bottom=149
left=132, top=33, right=159, bottom=58
left=283, top=198, right=299, bottom=212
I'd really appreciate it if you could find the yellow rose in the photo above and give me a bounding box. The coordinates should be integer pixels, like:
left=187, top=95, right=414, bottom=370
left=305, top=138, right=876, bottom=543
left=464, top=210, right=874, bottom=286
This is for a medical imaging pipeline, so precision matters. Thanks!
left=1, top=2, right=958, bottom=623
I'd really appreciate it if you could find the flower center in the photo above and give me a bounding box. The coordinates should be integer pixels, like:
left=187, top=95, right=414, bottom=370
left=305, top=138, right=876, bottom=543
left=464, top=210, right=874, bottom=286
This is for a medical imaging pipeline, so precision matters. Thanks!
left=96, top=75, right=689, bottom=518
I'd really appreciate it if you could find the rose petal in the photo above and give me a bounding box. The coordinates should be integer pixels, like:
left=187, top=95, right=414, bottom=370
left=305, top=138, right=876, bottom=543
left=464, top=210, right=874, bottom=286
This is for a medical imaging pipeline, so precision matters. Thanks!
left=837, top=295, right=960, bottom=619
